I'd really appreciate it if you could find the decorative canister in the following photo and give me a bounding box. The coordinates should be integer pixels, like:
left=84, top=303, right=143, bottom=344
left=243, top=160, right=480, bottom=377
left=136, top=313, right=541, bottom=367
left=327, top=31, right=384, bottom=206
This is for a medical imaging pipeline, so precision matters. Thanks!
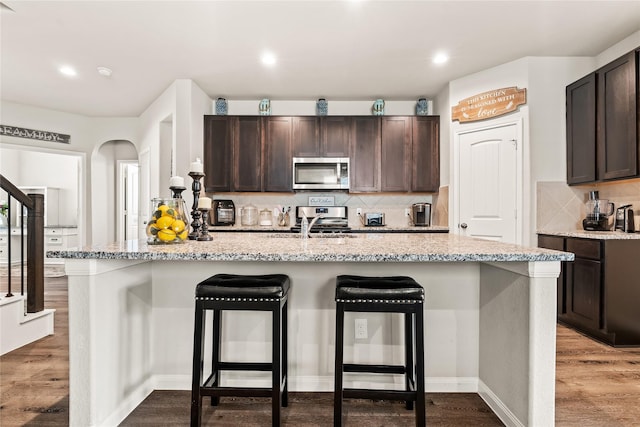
left=259, top=98, right=271, bottom=116
left=241, top=204, right=258, bottom=226
left=146, top=198, right=190, bottom=244
left=416, top=98, right=429, bottom=116
left=316, top=98, right=328, bottom=116
left=215, top=97, right=228, bottom=115
left=372, top=99, right=385, bottom=116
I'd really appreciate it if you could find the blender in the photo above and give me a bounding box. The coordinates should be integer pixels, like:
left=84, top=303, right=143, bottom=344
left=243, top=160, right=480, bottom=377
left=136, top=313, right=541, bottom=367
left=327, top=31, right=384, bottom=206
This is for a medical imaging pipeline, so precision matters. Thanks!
left=582, top=191, right=614, bottom=231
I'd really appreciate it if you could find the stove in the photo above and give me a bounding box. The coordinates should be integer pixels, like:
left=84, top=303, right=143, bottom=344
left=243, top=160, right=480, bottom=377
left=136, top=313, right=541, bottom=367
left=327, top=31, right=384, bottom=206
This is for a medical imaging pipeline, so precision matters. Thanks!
left=290, top=206, right=351, bottom=233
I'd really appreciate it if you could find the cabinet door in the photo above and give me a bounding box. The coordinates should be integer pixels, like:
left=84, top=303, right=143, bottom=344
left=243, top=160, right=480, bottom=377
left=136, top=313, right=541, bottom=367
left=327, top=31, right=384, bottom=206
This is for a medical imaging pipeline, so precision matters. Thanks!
left=381, top=117, right=411, bottom=192
left=264, top=117, right=293, bottom=192
left=566, top=73, right=597, bottom=184
left=321, top=116, right=350, bottom=157
left=597, top=51, right=638, bottom=180
left=412, top=116, right=440, bottom=192
left=350, top=117, right=380, bottom=192
left=292, top=117, right=320, bottom=157
left=233, top=117, right=262, bottom=192
left=203, top=116, right=232, bottom=192
left=566, top=258, right=602, bottom=331
left=538, top=235, right=566, bottom=316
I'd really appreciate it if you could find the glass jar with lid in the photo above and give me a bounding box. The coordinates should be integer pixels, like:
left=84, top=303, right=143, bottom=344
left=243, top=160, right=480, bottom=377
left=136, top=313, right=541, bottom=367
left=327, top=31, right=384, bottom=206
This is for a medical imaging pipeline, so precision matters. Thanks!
left=240, top=204, right=258, bottom=226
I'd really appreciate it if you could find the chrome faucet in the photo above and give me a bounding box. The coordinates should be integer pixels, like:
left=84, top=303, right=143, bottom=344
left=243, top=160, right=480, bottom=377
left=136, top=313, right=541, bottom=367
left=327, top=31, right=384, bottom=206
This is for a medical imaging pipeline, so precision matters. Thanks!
left=303, top=215, right=323, bottom=238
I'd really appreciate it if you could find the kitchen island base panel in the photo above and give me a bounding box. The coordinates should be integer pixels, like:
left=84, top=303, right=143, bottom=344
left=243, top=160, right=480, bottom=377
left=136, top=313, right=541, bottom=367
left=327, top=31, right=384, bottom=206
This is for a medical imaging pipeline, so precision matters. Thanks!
left=65, top=258, right=558, bottom=427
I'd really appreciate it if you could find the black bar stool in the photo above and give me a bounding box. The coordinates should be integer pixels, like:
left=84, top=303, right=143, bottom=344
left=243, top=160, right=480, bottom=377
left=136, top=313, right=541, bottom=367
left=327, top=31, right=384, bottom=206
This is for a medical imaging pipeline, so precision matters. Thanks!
left=190, top=273, right=290, bottom=427
left=334, top=275, right=425, bottom=427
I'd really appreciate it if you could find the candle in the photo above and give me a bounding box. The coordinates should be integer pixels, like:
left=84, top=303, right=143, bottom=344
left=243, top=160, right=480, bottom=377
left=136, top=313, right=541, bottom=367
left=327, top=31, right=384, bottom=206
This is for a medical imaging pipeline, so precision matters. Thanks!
left=169, top=176, right=184, bottom=187
left=190, top=158, right=204, bottom=173
left=197, top=197, right=211, bottom=210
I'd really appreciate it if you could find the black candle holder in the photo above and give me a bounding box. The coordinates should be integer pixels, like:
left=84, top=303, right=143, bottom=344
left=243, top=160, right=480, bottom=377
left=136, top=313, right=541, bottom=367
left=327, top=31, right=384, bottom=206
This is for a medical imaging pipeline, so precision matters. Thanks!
left=197, top=209, right=213, bottom=241
left=188, top=172, right=205, bottom=240
left=170, top=185, right=187, bottom=199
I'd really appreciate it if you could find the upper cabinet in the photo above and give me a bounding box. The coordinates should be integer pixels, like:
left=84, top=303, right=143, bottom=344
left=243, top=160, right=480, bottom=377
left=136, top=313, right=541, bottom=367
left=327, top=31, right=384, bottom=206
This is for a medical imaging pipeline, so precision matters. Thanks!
left=204, top=114, right=440, bottom=194
left=566, top=48, right=639, bottom=185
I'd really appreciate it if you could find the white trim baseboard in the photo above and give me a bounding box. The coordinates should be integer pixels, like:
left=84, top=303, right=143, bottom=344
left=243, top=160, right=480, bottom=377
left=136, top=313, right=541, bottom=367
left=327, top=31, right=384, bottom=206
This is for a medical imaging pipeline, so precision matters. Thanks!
left=478, top=379, right=524, bottom=427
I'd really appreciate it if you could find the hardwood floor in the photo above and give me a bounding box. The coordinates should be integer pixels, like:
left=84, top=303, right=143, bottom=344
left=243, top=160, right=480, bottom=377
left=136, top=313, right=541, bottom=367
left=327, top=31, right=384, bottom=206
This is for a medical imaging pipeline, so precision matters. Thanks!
left=2, top=275, right=640, bottom=426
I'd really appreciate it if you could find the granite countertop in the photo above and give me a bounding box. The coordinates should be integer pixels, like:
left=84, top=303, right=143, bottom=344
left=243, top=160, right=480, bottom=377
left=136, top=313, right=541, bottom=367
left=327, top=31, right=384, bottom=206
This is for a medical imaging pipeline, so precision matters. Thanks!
left=538, top=230, right=640, bottom=240
left=209, top=225, right=449, bottom=233
left=48, top=233, right=573, bottom=263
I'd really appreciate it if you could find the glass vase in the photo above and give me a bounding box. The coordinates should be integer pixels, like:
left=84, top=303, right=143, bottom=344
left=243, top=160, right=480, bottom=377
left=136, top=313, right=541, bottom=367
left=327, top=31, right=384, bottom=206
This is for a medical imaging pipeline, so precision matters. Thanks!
left=146, top=198, right=190, bottom=244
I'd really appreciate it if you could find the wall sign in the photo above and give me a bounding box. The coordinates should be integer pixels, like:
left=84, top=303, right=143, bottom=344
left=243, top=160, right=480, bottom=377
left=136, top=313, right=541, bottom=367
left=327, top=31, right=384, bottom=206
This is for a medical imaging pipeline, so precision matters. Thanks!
left=451, top=87, right=527, bottom=123
left=0, top=124, right=70, bottom=144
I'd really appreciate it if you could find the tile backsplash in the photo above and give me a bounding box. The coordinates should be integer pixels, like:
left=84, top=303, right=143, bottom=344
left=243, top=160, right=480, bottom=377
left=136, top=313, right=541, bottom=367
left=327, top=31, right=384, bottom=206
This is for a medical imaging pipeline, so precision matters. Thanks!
left=204, top=187, right=448, bottom=228
left=537, top=180, right=640, bottom=231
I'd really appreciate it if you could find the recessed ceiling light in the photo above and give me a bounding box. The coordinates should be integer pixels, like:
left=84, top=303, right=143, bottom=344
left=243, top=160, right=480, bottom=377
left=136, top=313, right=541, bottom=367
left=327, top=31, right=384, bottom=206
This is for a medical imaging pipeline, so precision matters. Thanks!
left=261, top=52, right=277, bottom=66
left=433, top=52, right=449, bottom=65
left=97, top=66, right=113, bottom=77
left=59, top=66, right=77, bottom=77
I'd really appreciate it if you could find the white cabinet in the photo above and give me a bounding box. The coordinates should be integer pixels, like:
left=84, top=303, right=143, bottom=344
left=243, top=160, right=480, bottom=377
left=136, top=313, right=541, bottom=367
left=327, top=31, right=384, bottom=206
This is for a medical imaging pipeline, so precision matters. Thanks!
left=0, top=232, right=28, bottom=264
left=14, top=187, right=60, bottom=227
left=44, top=227, right=78, bottom=264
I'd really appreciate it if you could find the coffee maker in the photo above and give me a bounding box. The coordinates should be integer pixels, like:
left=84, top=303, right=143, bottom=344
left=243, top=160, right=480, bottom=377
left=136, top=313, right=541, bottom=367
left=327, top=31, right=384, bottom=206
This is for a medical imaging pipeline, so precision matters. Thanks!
left=410, top=203, right=432, bottom=226
left=582, top=191, right=614, bottom=231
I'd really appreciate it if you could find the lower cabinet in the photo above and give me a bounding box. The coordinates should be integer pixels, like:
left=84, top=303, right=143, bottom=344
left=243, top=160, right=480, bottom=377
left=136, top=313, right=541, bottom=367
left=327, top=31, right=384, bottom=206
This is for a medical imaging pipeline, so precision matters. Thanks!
left=538, top=234, right=640, bottom=346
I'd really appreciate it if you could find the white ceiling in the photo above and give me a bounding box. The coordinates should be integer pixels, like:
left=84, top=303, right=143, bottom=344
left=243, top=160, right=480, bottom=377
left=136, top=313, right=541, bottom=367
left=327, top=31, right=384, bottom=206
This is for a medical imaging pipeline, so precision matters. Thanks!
left=1, top=1, right=639, bottom=117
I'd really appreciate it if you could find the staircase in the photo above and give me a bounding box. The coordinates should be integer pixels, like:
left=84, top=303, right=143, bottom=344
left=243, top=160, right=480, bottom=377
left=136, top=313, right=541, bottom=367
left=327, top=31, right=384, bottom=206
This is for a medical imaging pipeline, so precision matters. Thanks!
left=0, top=294, right=55, bottom=355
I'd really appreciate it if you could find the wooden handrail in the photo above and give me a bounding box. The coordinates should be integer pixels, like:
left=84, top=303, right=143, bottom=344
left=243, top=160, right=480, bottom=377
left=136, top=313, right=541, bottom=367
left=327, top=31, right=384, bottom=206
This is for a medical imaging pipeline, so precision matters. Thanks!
left=0, top=174, right=44, bottom=313
left=0, top=174, right=35, bottom=210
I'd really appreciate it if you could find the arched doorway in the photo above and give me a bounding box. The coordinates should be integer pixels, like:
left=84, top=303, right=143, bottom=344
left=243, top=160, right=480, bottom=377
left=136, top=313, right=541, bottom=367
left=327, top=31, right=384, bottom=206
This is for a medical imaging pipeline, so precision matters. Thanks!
left=92, top=140, right=138, bottom=245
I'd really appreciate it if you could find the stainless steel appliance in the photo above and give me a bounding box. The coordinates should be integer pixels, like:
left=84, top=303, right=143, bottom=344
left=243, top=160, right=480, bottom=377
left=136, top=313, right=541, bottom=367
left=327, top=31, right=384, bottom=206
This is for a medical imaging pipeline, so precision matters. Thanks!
left=410, top=203, right=431, bottom=226
left=292, top=157, right=349, bottom=190
left=212, top=199, right=235, bottom=226
left=615, top=205, right=635, bottom=232
left=291, top=206, right=350, bottom=233
left=582, top=191, right=614, bottom=231
left=364, top=212, right=385, bottom=226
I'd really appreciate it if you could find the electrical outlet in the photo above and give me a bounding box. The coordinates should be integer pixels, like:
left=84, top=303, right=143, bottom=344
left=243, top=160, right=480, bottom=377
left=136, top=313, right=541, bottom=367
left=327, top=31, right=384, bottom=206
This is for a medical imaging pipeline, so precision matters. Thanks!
left=356, top=208, right=363, bottom=216
left=355, top=318, right=367, bottom=339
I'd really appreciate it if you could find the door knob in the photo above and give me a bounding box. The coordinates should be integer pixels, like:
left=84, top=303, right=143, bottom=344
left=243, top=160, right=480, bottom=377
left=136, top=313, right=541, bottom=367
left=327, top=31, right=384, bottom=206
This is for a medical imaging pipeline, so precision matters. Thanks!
left=460, top=223, right=468, bottom=229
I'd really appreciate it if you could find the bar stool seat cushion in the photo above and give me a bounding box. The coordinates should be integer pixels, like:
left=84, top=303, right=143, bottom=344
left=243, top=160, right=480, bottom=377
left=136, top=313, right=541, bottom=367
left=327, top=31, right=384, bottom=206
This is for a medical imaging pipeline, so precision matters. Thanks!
left=196, top=273, right=290, bottom=299
left=336, top=275, right=424, bottom=302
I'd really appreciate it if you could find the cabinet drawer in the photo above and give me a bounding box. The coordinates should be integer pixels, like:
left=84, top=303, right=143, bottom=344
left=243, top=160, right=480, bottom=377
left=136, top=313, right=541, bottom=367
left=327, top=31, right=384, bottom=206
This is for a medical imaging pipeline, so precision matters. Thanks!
left=45, top=228, right=62, bottom=236
left=538, top=235, right=564, bottom=251
left=46, top=236, right=63, bottom=246
left=566, top=238, right=601, bottom=260
left=0, top=236, right=7, bottom=244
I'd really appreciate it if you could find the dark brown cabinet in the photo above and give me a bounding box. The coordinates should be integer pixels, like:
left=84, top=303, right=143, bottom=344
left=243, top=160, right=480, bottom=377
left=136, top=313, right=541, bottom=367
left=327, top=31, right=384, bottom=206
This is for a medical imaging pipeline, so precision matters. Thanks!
left=566, top=48, right=639, bottom=185
left=597, top=50, right=638, bottom=180
left=412, top=116, right=440, bottom=192
left=292, top=116, right=350, bottom=157
left=264, top=117, right=293, bottom=192
left=381, top=117, right=411, bottom=192
left=204, top=114, right=439, bottom=194
left=566, top=73, right=597, bottom=184
left=203, top=116, right=232, bottom=192
left=538, top=234, right=640, bottom=346
left=233, top=117, right=262, bottom=192
left=350, top=117, right=380, bottom=192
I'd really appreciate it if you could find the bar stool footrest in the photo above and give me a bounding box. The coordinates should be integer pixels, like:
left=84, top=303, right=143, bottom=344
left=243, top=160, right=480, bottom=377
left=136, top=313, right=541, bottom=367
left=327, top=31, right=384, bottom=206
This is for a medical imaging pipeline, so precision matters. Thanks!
left=200, top=386, right=273, bottom=398
left=216, top=361, right=273, bottom=371
left=343, top=363, right=406, bottom=375
left=343, top=388, right=417, bottom=401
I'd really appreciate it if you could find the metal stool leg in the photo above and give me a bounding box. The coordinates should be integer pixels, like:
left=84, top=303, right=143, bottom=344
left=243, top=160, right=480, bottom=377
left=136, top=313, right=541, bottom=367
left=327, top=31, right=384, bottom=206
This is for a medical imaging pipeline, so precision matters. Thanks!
left=190, top=302, right=205, bottom=427
left=334, top=302, right=345, bottom=427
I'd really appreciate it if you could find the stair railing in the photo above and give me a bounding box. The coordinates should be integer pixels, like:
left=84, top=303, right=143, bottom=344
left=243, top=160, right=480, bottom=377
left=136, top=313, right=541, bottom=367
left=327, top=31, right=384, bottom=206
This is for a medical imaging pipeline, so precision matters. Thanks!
left=0, top=174, right=45, bottom=313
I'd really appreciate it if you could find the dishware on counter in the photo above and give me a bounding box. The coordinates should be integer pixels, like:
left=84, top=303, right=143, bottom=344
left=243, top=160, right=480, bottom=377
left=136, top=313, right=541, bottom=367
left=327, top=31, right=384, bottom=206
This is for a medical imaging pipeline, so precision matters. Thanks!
left=615, top=204, right=635, bottom=232
left=212, top=199, right=235, bottom=226
left=583, top=190, right=614, bottom=231
left=409, top=203, right=431, bottom=226
left=240, top=204, right=258, bottom=226
left=259, top=209, right=273, bottom=226
left=146, top=198, right=190, bottom=244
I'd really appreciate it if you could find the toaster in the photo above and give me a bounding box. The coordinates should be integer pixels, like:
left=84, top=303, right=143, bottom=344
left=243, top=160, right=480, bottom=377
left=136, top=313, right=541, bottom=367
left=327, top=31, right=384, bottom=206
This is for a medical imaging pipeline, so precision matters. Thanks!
left=364, top=212, right=385, bottom=226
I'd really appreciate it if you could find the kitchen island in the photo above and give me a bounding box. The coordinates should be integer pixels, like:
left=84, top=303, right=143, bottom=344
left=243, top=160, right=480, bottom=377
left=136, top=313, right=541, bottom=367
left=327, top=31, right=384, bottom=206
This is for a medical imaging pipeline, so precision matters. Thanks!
left=50, top=233, right=572, bottom=427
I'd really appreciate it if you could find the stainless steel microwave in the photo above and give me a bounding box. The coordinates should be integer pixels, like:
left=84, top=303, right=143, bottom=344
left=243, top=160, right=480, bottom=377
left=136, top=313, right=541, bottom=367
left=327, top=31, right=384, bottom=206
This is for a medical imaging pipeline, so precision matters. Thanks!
left=292, top=157, right=350, bottom=190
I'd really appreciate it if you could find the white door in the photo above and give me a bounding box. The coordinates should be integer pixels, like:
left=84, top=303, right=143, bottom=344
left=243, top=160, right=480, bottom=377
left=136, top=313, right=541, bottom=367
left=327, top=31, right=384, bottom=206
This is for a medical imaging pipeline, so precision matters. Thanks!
left=459, top=124, right=518, bottom=243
